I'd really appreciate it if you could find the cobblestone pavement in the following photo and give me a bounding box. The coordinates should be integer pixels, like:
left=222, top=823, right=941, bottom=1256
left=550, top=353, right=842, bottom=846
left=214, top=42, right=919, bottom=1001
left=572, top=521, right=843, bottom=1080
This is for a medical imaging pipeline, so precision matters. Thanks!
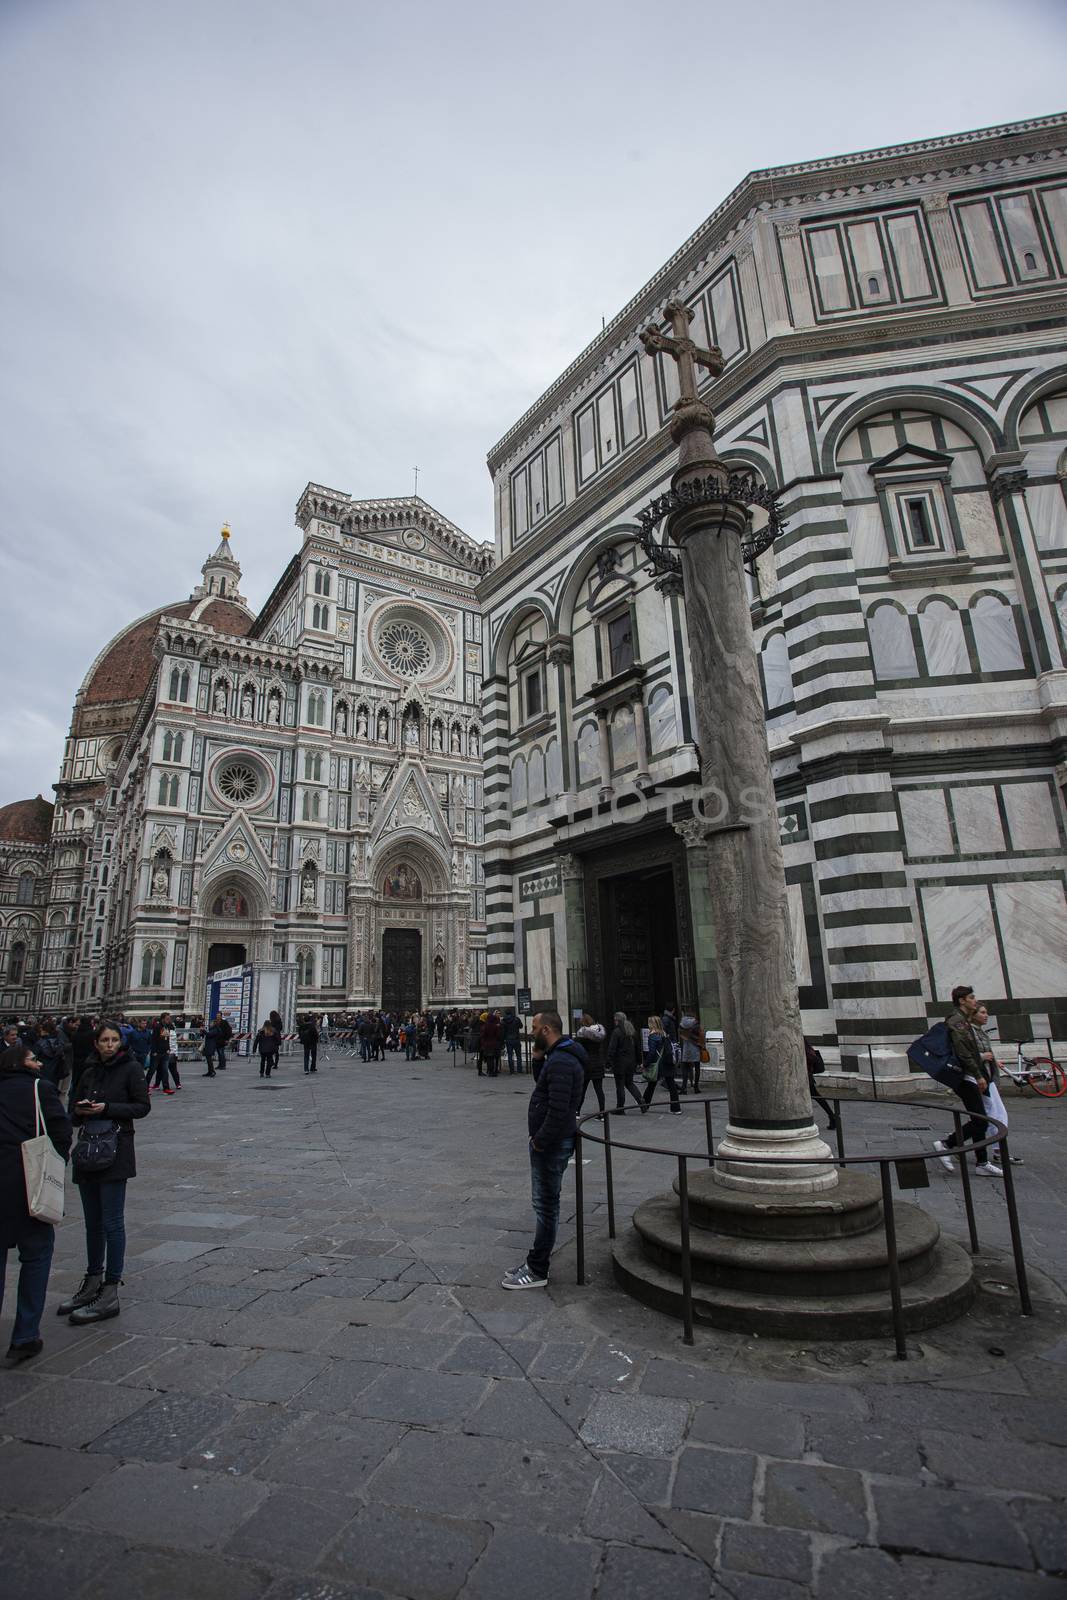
left=2, top=1047, right=1066, bottom=1599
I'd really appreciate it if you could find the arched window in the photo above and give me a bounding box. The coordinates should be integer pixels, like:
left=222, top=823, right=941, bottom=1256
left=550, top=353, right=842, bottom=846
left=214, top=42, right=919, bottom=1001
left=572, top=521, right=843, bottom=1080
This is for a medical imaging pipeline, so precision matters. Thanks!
left=312, top=603, right=330, bottom=631
left=313, top=569, right=331, bottom=597
left=918, top=599, right=970, bottom=676
left=304, top=751, right=323, bottom=781
left=162, top=731, right=173, bottom=761
left=576, top=720, right=599, bottom=785
left=760, top=632, right=794, bottom=713
left=16, top=872, right=34, bottom=905
left=971, top=593, right=1026, bottom=674
left=168, top=667, right=190, bottom=703
left=8, top=941, right=26, bottom=985
left=648, top=686, right=676, bottom=754
left=71, top=809, right=85, bottom=830
left=307, top=690, right=326, bottom=726
left=157, top=773, right=179, bottom=806
left=314, top=569, right=324, bottom=594
left=302, top=791, right=321, bottom=821
left=296, top=947, right=314, bottom=986
left=528, top=746, right=546, bottom=805
left=868, top=602, right=920, bottom=680
left=172, top=732, right=184, bottom=762
left=140, top=944, right=165, bottom=987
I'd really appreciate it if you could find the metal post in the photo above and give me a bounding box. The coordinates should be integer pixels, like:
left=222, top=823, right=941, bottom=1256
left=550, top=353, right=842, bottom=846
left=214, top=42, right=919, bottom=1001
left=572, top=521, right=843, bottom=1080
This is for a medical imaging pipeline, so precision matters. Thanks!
left=999, top=1135, right=1033, bottom=1317
left=677, top=1154, right=695, bottom=1346
left=703, top=1099, right=714, bottom=1167
left=879, top=1160, right=907, bottom=1360
left=867, top=1043, right=879, bottom=1100
left=603, top=1115, right=616, bottom=1240
left=574, top=1128, right=586, bottom=1286
left=952, top=1109, right=980, bottom=1254
left=834, top=1099, right=845, bottom=1163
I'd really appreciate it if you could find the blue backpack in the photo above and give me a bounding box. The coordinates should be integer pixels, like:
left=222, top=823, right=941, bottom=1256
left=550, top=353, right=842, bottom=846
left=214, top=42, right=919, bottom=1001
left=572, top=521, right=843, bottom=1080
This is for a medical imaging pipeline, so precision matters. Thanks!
left=906, top=1021, right=964, bottom=1090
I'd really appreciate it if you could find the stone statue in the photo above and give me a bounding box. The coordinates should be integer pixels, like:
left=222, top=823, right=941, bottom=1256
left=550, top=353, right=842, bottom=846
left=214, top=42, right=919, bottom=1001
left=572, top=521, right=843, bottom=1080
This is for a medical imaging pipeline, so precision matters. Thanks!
left=357, top=708, right=368, bottom=737
left=152, top=866, right=169, bottom=897
left=431, top=722, right=443, bottom=751
left=403, top=714, right=419, bottom=749
left=468, top=728, right=479, bottom=758
left=267, top=693, right=281, bottom=725
left=377, top=709, right=389, bottom=741
left=301, top=872, right=316, bottom=906
left=213, top=682, right=228, bottom=712
left=450, top=725, right=461, bottom=753
left=433, top=953, right=444, bottom=993
left=240, top=686, right=254, bottom=719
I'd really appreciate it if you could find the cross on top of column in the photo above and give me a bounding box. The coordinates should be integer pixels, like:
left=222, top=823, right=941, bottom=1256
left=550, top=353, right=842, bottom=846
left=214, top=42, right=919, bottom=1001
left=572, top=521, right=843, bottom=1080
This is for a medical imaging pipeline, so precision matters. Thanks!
left=639, top=300, right=723, bottom=403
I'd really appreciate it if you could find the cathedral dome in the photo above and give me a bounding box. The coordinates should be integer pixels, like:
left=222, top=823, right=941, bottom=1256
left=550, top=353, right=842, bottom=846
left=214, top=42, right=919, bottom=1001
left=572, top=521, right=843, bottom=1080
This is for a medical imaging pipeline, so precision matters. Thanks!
left=80, top=597, right=254, bottom=708
left=0, top=795, right=54, bottom=844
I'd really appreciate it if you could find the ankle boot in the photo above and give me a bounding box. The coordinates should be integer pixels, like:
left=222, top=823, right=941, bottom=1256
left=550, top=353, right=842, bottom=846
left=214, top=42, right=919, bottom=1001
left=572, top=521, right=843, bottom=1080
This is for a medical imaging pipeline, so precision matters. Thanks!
left=57, top=1272, right=102, bottom=1316
left=69, top=1280, right=121, bottom=1325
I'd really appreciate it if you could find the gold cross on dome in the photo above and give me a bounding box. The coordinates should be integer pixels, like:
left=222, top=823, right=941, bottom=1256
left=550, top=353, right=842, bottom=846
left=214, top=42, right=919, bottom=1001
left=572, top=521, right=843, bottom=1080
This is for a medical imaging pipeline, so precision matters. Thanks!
left=639, top=299, right=723, bottom=403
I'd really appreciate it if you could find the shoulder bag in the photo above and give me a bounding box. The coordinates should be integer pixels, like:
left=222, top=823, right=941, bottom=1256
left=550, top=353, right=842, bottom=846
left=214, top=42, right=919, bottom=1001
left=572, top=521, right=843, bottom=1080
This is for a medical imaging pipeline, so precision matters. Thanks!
left=22, top=1076, right=66, bottom=1222
left=72, top=1111, right=120, bottom=1176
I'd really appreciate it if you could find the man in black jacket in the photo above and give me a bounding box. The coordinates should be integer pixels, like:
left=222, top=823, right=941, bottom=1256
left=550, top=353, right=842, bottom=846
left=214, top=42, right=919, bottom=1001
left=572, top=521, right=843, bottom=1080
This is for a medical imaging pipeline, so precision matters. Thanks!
left=501, top=1011, right=586, bottom=1290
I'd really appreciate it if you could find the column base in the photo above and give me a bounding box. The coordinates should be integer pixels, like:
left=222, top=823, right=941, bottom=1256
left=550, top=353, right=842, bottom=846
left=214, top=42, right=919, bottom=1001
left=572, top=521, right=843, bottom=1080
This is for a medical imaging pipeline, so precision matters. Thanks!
left=714, top=1120, right=838, bottom=1193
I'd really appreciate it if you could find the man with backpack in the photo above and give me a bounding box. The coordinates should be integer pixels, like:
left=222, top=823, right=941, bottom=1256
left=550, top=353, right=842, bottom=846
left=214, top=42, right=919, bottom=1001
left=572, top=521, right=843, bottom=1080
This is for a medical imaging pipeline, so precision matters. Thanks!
left=928, top=985, right=1000, bottom=1177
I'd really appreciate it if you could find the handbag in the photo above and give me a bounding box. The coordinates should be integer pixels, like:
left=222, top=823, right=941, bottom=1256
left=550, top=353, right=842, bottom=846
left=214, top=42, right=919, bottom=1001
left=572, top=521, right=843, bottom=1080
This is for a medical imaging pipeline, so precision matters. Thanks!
left=699, top=1046, right=710, bottom=1065
left=22, top=1077, right=66, bottom=1223
left=72, top=1117, right=120, bottom=1176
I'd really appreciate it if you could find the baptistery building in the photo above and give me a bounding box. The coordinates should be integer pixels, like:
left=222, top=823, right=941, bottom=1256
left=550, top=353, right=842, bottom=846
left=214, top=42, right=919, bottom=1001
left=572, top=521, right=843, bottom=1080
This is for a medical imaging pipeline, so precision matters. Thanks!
left=34, top=489, right=492, bottom=1018
left=479, top=113, right=1067, bottom=1079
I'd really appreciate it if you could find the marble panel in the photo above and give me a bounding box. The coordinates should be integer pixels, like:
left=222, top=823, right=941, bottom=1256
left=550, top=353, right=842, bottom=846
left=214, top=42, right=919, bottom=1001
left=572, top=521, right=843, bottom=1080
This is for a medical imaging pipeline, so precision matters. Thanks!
left=954, top=490, right=1002, bottom=557
left=786, top=882, right=812, bottom=987
left=920, top=884, right=1004, bottom=1002
left=1025, top=483, right=1067, bottom=551
left=951, top=787, right=1005, bottom=854
left=845, top=501, right=888, bottom=568
left=528, top=747, right=546, bottom=806
left=994, top=881, right=1067, bottom=998
left=1001, top=782, right=1061, bottom=852
left=648, top=688, right=676, bottom=755
left=869, top=605, right=919, bottom=680
left=610, top=705, right=636, bottom=770
left=971, top=596, right=1024, bottom=672
left=761, top=633, right=793, bottom=710
left=545, top=739, right=562, bottom=793
left=639, top=591, right=668, bottom=656
left=899, top=788, right=953, bottom=857
left=510, top=757, right=527, bottom=812
left=919, top=602, right=969, bottom=676
left=576, top=721, right=598, bottom=785
left=525, top=924, right=554, bottom=1005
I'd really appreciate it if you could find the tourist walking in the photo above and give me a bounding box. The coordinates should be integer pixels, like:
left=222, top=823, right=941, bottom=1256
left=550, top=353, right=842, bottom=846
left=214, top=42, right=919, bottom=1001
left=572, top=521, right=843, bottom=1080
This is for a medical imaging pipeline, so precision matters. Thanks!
left=502, top=1010, right=585, bottom=1290
left=33, top=1020, right=68, bottom=1091
left=973, top=1003, right=1016, bottom=1165
left=642, top=1015, right=681, bottom=1113
left=934, top=985, right=999, bottom=1177
left=202, top=1013, right=232, bottom=1076
left=805, top=1039, right=837, bottom=1131
left=469, top=1013, right=484, bottom=1075
left=0, top=1041, right=72, bottom=1364
left=481, top=1010, right=503, bottom=1077
left=254, top=1021, right=281, bottom=1078
left=62, top=1020, right=150, bottom=1325
left=298, top=1015, right=319, bottom=1074
left=149, top=1016, right=181, bottom=1094
left=678, top=1009, right=702, bottom=1094
left=606, top=1012, right=646, bottom=1113
left=576, top=1014, right=607, bottom=1116
left=502, top=1008, right=522, bottom=1073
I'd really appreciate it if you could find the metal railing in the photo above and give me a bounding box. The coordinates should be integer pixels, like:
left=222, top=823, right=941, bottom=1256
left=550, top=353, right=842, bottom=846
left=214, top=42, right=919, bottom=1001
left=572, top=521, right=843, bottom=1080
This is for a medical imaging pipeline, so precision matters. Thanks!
left=573, top=1092, right=1032, bottom=1360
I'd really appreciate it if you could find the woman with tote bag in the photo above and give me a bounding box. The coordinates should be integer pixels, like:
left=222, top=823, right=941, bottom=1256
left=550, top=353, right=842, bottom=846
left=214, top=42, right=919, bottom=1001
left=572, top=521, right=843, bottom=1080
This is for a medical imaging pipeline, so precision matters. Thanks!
left=0, top=1041, right=72, bottom=1365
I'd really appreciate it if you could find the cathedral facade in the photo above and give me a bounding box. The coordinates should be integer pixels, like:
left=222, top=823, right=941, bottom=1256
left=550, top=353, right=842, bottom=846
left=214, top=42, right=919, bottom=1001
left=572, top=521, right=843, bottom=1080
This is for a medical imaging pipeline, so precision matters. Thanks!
left=26, top=488, right=491, bottom=1018
left=478, top=113, right=1067, bottom=1079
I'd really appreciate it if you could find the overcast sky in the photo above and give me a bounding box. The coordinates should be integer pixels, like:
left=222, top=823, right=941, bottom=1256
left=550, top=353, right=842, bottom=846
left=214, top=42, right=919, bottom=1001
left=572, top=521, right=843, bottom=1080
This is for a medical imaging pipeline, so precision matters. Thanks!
left=1, top=0, right=1064, bottom=806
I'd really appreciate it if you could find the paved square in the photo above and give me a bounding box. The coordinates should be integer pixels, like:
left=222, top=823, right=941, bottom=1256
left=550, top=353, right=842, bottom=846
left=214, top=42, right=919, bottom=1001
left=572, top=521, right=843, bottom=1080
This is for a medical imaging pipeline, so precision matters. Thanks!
left=1, top=1049, right=1065, bottom=1597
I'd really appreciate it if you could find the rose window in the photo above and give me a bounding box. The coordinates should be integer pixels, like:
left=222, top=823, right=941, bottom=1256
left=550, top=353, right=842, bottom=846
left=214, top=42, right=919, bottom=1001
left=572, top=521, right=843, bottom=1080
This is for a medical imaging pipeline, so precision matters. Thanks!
left=217, top=762, right=259, bottom=804
left=378, top=620, right=432, bottom=678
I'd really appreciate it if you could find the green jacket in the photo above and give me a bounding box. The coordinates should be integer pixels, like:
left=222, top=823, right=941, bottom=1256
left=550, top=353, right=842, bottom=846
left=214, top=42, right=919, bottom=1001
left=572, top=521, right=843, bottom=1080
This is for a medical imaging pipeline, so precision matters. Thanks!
left=946, top=1009, right=981, bottom=1077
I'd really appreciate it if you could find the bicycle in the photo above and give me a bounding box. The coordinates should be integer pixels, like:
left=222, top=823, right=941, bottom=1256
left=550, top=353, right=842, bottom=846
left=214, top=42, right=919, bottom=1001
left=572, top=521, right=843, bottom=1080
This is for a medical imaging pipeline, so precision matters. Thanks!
left=1000, top=1044, right=1065, bottom=1098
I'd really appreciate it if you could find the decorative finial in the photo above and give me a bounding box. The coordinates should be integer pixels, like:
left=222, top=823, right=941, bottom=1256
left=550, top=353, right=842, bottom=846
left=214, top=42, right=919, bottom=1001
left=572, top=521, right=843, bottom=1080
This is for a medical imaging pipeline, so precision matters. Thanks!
left=221, top=523, right=231, bottom=541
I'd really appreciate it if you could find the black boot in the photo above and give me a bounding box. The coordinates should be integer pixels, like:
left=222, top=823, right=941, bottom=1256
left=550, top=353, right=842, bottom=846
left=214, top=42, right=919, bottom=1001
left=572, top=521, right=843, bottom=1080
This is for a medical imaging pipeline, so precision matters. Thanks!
left=69, top=1280, right=120, bottom=1325
left=57, top=1272, right=102, bottom=1316
left=5, top=1338, right=43, bottom=1366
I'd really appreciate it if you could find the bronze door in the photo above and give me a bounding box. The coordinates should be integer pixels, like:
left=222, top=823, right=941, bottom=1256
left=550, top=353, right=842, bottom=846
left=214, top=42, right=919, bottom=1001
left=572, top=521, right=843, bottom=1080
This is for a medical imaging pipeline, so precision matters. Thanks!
left=381, top=928, right=421, bottom=1013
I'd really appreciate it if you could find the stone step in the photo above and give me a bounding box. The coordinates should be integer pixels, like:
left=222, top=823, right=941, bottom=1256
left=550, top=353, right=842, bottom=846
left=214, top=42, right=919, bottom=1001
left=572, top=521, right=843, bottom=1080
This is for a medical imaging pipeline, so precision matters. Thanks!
left=633, top=1191, right=940, bottom=1297
left=673, top=1167, right=884, bottom=1240
left=611, top=1227, right=976, bottom=1339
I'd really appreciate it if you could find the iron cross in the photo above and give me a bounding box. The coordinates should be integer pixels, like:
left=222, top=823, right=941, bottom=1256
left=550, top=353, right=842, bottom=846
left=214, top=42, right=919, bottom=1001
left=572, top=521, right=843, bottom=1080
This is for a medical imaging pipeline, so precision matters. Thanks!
left=639, top=299, right=723, bottom=402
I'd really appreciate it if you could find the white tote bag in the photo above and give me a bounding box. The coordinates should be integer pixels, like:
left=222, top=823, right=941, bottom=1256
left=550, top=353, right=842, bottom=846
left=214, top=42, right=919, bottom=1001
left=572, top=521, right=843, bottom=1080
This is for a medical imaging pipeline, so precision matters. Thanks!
left=21, top=1076, right=66, bottom=1224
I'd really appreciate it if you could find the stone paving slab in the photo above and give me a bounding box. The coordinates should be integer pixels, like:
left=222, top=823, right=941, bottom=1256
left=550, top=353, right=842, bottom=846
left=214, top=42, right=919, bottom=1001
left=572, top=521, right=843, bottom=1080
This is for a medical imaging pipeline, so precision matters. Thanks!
left=1, top=1057, right=1065, bottom=1596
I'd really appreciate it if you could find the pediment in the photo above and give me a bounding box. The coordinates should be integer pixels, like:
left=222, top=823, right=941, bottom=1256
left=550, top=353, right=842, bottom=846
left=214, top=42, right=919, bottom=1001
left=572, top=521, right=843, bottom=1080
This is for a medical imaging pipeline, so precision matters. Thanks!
left=201, top=808, right=270, bottom=885
left=868, top=444, right=952, bottom=477
left=370, top=760, right=451, bottom=848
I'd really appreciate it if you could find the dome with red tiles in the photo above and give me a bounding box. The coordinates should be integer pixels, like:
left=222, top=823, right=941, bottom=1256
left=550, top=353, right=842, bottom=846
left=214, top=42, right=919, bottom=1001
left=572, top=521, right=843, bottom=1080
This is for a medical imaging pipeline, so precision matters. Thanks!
left=0, top=795, right=54, bottom=845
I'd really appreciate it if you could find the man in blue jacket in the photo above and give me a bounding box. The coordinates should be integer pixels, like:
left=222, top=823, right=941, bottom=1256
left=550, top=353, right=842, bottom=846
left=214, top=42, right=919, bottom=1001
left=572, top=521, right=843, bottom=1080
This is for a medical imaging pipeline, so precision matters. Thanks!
left=501, top=1010, right=586, bottom=1290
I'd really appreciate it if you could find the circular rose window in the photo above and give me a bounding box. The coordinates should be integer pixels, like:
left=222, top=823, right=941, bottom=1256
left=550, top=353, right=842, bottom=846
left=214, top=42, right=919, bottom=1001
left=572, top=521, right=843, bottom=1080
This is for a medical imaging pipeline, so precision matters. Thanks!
left=217, top=762, right=260, bottom=804
left=378, top=620, right=432, bottom=678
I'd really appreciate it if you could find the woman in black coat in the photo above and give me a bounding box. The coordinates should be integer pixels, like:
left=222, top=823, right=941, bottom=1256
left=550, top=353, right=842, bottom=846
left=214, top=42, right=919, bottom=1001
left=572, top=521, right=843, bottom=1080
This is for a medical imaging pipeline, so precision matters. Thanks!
left=0, top=1041, right=72, bottom=1363
left=61, top=1020, right=150, bottom=1326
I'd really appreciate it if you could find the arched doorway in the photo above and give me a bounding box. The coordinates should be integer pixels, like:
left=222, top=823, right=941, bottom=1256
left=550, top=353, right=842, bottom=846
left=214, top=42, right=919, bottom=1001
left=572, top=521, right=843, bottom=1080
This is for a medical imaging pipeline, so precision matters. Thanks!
left=208, top=942, right=246, bottom=974
left=382, top=927, right=422, bottom=1013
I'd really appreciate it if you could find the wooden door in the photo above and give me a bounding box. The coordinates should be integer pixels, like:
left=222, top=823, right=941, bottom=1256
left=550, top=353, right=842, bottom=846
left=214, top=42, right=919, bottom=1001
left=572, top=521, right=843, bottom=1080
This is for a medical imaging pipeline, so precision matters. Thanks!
left=381, top=928, right=421, bottom=1013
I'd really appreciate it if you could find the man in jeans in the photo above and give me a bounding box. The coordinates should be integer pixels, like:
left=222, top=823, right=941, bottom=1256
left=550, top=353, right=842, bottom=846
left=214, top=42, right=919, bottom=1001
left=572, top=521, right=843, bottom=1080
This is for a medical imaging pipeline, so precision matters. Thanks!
left=934, top=983, right=1000, bottom=1177
left=502, top=1011, right=586, bottom=1290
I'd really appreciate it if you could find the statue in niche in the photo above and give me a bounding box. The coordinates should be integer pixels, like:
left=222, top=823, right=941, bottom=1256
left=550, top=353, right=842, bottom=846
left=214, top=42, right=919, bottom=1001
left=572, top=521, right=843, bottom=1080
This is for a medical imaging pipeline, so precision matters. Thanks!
left=301, top=871, right=316, bottom=906
left=213, top=681, right=229, bottom=712
left=240, top=685, right=254, bottom=719
left=267, top=692, right=282, bottom=725
left=468, top=727, right=479, bottom=758
left=403, top=711, right=420, bottom=749
left=450, top=724, right=461, bottom=753
left=152, top=864, right=169, bottom=897
left=433, top=953, right=445, bottom=993
left=357, top=708, right=368, bottom=737
left=431, top=722, right=443, bottom=751
left=377, top=709, right=390, bottom=742
left=335, top=703, right=348, bottom=734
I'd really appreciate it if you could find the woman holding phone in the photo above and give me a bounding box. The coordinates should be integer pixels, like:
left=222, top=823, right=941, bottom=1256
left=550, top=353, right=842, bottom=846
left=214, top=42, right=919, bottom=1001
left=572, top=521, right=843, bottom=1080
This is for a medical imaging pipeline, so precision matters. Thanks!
left=59, top=1020, right=150, bottom=1325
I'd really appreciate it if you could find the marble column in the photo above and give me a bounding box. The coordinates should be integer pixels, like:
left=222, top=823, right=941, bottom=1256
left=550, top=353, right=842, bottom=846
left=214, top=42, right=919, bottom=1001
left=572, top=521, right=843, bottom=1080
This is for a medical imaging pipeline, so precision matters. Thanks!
left=658, top=375, right=834, bottom=1192
left=595, top=708, right=613, bottom=802
left=673, top=820, right=720, bottom=1029
left=632, top=695, right=652, bottom=786
left=559, top=852, right=588, bottom=1016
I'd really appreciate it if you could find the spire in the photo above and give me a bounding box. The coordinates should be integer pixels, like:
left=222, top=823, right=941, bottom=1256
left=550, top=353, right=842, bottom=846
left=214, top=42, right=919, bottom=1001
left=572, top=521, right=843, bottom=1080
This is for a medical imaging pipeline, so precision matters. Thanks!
left=192, top=523, right=246, bottom=605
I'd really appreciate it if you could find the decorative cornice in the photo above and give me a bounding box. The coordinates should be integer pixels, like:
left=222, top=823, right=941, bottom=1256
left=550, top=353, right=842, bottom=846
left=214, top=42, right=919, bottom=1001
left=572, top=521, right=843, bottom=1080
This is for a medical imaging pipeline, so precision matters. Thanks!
left=296, top=484, right=494, bottom=575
